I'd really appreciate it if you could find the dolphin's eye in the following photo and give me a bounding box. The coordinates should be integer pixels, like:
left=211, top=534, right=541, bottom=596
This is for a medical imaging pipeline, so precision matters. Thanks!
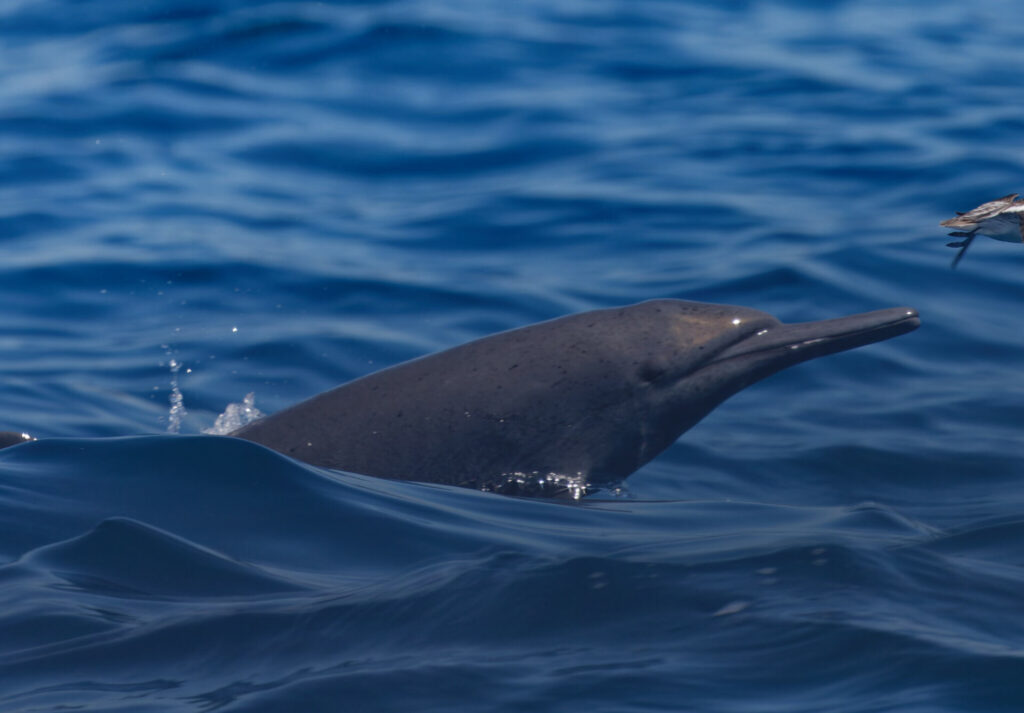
left=637, top=359, right=667, bottom=383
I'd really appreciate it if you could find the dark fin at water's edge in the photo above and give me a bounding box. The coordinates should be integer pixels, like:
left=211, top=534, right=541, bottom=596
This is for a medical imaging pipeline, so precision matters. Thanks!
left=0, top=431, right=34, bottom=449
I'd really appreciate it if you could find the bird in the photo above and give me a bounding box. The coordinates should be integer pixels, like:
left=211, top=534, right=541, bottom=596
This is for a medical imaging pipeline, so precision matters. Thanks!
left=940, top=193, right=1024, bottom=268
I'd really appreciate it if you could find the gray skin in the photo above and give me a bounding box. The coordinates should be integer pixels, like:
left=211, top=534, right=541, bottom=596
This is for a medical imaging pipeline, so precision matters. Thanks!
left=0, top=431, right=32, bottom=449
left=225, top=299, right=919, bottom=495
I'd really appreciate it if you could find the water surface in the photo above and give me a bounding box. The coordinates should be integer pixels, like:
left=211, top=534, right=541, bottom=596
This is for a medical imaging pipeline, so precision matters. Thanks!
left=2, top=1, right=1024, bottom=711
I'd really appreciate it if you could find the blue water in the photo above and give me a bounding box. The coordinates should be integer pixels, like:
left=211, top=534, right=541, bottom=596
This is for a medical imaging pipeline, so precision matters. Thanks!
left=2, top=1, right=1024, bottom=710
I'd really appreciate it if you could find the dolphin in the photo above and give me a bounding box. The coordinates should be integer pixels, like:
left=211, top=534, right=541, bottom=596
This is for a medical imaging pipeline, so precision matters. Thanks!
left=0, top=300, right=919, bottom=496
left=0, top=431, right=32, bottom=449
left=224, top=299, right=919, bottom=495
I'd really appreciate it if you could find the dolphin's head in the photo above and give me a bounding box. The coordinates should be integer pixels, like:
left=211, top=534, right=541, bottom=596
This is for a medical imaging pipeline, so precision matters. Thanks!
left=560, top=299, right=920, bottom=483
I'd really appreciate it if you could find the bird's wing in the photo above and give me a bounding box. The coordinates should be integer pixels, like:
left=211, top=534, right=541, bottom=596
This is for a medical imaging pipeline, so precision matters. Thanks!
left=941, top=193, right=1021, bottom=227
left=963, top=193, right=1020, bottom=219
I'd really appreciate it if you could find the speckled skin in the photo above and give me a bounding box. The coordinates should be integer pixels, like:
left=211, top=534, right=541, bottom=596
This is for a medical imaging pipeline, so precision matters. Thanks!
left=231, top=299, right=918, bottom=492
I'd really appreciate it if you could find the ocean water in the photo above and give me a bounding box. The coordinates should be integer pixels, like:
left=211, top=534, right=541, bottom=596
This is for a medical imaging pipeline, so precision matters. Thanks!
left=2, top=0, right=1024, bottom=711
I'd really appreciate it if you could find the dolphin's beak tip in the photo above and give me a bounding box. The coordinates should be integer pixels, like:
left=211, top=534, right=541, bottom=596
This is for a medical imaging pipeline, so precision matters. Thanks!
left=897, top=307, right=921, bottom=328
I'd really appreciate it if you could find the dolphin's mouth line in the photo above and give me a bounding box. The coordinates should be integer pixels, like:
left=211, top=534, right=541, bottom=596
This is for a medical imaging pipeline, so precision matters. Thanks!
left=704, top=308, right=920, bottom=368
